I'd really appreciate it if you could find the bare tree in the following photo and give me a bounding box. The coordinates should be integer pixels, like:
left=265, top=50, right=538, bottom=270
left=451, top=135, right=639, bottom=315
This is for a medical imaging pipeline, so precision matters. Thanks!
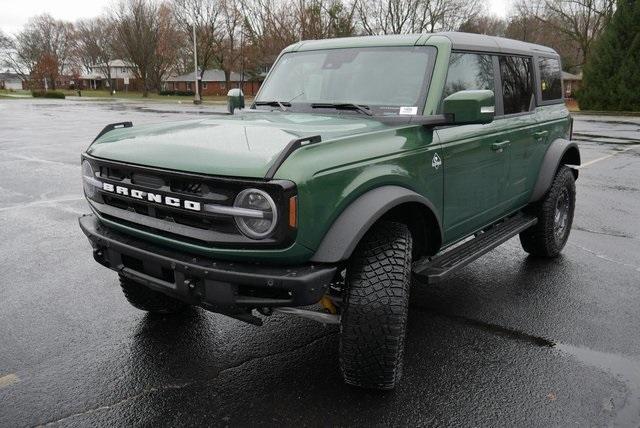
left=356, top=0, right=483, bottom=35
left=173, top=0, right=248, bottom=89
left=172, top=0, right=222, bottom=84
left=515, top=0, right=615, bottom=65
left=1, top=14, right=75, bottom=89
left=0, top=30, right=10, bottom=53
left=242, top=0, right=355, bottom=77
left=212, top=0, right=244, bottom=86
left=76, top=18, right=117, bottom=92
left=295, top=0, right=357, bottom=39
left=242, top=0, right=300, bottom=64
left=150, top=2, right=185, bottom=91
left=112, top=0, right=161, bottom=96
left=356, top=0, right=419, bottom=34
left=458, top=15, right=507, bottom=36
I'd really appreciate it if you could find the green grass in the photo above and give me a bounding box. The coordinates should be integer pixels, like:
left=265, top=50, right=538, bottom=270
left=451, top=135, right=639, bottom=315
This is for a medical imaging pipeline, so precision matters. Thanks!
left=572, top=110, right=640, bottom=117
left=60, top=89, right=230, bottom=103
left=0, top=88, right=240, bottom=104
left=0, top=89, right=31, bottom=98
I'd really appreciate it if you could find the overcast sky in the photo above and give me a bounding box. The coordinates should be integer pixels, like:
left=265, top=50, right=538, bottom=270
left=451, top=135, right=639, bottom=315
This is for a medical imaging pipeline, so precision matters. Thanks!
left=0, top=0, right=511, bottom=34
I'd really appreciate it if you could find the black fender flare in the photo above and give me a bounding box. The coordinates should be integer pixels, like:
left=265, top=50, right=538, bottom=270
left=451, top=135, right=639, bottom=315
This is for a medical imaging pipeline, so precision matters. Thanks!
left=310, top=185, right=443, bottom=263
left=529, top=139, right=581, bottom=203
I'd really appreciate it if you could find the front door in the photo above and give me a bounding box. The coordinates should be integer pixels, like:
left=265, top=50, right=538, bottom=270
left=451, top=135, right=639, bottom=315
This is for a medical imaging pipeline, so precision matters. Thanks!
left=439, top=124, right=509, bottom=242
left=437, top=52, right=509, bottom=243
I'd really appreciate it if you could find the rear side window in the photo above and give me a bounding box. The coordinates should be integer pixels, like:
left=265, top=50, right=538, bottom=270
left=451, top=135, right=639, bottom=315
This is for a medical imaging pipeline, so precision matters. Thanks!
left=499, top=56, right=534, bottom=115
left=442, top=53, right=494, bottom=100
left=538, top=57, right=562, bottom=101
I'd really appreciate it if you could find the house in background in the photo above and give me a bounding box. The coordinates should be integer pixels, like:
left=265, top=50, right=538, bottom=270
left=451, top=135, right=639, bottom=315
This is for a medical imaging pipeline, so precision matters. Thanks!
left=0, top=71, right=24, bottom=90
left=163, top=69, right=262, bottom=96
left=80, top=60, right=139, bottom=92
left=562, top=71, right=582, bottom=98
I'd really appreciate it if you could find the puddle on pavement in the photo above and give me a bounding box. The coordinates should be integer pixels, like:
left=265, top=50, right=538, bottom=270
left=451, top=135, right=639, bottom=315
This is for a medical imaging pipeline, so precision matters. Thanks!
left=555, top=343, right=640, bottom=426
left=430, top=309, right=640, bottom=424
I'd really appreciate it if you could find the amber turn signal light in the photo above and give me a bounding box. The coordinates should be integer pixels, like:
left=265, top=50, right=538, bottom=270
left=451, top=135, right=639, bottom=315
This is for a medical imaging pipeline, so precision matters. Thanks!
left=289, top=196, right=298, bottom=228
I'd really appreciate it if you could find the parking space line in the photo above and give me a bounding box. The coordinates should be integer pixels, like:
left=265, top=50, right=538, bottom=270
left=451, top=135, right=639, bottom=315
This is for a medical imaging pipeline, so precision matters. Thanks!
left=569, top=242, right=640, bottom=272
left=0, top=196, right=84, bottom=212
left=1, top=153, right=79, bottom=167
left=577, top=146, right=636, bottom=169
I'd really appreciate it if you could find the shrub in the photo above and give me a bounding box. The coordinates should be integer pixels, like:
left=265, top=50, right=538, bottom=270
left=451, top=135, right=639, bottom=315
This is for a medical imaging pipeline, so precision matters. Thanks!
left=159, top=90, right=195, bottom=96
left=31, top=90, right=66, bottom=99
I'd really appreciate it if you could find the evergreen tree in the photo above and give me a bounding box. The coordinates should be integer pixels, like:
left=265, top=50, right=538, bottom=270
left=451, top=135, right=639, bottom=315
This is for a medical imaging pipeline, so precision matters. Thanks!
left=578, top=0, right=640, bottom=111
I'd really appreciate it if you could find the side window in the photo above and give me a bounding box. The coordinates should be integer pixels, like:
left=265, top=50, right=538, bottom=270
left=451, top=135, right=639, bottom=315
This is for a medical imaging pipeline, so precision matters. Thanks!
left=499, top=56, right=534, bottom=115
left=538, top=57, right=562, bottom=101
left=442, top=52, right=495, bottom=100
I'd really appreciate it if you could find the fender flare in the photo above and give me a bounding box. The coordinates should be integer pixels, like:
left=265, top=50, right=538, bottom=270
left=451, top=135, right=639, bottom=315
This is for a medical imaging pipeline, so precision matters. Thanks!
left=529, top=139, right=581, bottom=203
left=310, top=185, right=443, bottom=263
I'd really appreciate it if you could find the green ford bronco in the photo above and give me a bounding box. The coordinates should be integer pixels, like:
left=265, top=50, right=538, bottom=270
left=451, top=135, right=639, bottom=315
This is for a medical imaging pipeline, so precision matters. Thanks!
left=79, top=32, right=580, bottom=390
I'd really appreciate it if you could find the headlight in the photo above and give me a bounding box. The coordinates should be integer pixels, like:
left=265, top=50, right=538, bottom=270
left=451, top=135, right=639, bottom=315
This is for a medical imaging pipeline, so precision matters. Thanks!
left=233, top=188, right=278, bottom=239
left=82, top=160, right=96, bottom=199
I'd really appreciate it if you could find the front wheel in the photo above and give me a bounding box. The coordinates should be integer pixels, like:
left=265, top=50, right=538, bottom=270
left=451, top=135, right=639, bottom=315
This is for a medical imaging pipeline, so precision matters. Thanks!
left=339, top=221, right=413, bottom=390
left=520, top=165, right=576, bottom=257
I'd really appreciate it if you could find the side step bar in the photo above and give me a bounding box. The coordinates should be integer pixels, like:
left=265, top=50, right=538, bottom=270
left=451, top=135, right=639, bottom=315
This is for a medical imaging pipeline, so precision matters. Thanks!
left=413, top=212, right=538, bottom=284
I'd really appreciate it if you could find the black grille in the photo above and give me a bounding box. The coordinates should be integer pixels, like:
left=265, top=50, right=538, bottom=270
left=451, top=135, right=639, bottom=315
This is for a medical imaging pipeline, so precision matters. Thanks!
left=131, top=173, right=164, bottom=188
left=154, top=205, right=237, bottom=233
left=86, top=156, right=297, bottom=248
left=170, top=178, right=204, bottom=196
left=104, top=195, right=150, bottom=215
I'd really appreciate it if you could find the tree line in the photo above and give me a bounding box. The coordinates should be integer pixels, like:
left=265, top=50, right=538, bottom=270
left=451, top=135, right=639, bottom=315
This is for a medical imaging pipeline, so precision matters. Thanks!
left=0, top=0, right=615, bottom=97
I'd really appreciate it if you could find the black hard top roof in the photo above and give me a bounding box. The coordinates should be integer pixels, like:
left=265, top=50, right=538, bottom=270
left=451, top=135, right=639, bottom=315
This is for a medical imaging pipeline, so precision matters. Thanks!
left=290, top=32, right=559, bottom=58
left=439, top=32, right=559, bottom=56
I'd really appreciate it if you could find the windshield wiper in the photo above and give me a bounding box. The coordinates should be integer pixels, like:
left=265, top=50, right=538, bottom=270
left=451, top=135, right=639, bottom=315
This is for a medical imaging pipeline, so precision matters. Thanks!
left=254, top=100, right=290, bottom=112
left=311, top=102, right=373, bottom=116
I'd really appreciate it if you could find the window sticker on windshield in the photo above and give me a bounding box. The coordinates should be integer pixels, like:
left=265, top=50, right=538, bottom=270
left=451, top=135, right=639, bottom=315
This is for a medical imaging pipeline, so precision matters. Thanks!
left=399, top=106, right=418, bottom=115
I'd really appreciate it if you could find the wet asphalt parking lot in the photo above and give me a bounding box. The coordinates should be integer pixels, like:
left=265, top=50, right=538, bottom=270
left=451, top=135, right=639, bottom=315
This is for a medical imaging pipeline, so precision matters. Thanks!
left=1, top=98, right=639, bottom=427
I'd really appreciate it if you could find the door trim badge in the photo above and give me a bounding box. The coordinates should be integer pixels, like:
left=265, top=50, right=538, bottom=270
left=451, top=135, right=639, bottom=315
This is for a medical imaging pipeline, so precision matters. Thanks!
left=432, top=153, right=442, bottom=169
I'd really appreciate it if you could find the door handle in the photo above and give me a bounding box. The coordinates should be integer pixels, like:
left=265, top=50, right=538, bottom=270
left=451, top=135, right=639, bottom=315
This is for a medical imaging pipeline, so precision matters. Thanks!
left=532, top=130, right=548, bottom=140
left=491, top=140, right=510, bottom=153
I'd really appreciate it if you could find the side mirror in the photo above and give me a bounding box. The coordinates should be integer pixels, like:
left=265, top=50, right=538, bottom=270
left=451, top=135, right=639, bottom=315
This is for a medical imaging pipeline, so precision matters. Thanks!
left=442, top=90, right=494, bottom=125
left=227, top=88, right=245, bottom=114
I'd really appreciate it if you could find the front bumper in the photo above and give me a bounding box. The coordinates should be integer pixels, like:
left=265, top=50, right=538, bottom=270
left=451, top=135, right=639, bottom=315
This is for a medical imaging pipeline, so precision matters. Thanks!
left=79, top=214, right=337, bottom=312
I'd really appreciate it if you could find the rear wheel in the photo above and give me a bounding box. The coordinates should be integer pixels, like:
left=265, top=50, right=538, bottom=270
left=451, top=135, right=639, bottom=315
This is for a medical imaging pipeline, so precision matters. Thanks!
left=119, top=275, right=189, bottom=314
left=520, top=165, right=576, bottom=257
left=339, top=221, right=413, bottom=390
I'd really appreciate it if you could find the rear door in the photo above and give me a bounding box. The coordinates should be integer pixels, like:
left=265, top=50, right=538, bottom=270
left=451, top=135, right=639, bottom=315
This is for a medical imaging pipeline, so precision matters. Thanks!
left=495, top=55, right=540, bottom=209
left=533, top=56, right=568, bottom=176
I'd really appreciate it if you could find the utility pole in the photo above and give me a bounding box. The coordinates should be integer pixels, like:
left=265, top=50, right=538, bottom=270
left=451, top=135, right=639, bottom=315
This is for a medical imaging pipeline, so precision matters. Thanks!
left=192, top=20, right=201, bottom=105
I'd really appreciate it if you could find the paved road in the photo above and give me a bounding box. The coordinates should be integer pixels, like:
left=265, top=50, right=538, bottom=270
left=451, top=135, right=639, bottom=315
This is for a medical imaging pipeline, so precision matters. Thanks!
left=1, top=99, right=639, bottom=427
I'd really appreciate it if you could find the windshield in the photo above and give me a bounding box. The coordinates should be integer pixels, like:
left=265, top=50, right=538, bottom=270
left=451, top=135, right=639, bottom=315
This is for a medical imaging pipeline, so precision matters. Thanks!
left=255, top=46, right=436, bottom=116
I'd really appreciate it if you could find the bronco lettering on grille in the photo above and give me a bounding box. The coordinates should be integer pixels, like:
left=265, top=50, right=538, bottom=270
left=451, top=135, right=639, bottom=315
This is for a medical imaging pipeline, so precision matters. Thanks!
left=102, top=182, right=202, bottom=211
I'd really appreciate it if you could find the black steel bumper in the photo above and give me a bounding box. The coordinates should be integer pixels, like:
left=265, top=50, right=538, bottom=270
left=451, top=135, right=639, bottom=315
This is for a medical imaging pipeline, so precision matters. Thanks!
left=79, top=215, right=337, bottom=312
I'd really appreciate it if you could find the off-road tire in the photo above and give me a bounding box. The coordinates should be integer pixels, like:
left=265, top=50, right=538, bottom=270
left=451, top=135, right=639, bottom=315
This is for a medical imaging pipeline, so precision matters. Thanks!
left=520, top=165, right=576, bottom=257
left=339, top=221, right=413, bottom=390
left=119, top=275, right=189, bottom=314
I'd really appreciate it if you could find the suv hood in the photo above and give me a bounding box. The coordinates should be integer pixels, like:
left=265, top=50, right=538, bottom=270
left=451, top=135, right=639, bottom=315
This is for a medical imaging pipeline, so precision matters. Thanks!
left=88, top=111, right=390, bottom=178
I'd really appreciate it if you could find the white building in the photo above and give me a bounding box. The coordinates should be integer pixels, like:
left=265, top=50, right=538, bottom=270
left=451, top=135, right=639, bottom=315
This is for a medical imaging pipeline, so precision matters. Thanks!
left=81, top=60, right=137, bottom=91
left=0, top=71, right=24, bottom=90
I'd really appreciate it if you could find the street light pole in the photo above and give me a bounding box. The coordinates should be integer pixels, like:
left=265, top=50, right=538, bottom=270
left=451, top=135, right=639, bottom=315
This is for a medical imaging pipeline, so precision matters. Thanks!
left=192, top=21, right=201, bottom=105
